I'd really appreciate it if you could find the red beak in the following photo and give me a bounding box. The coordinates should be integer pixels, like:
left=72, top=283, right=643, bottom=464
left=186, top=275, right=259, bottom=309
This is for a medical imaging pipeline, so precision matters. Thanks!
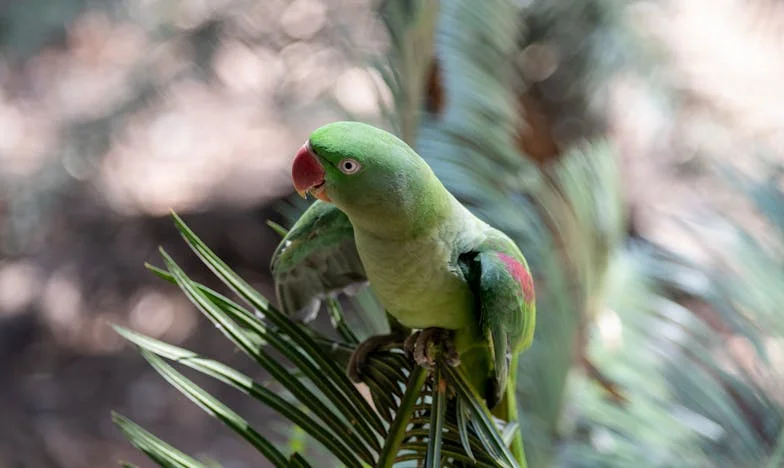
left=291, top=142, right=329, bottom=201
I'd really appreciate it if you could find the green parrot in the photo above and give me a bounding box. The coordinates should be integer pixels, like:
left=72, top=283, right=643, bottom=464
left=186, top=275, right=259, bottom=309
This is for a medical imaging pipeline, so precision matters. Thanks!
left=270, top=121, right=535, bottom=457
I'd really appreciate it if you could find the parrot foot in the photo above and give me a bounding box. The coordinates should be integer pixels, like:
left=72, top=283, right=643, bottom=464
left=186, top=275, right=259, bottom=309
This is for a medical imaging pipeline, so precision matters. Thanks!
left=347, top=332, right=407, bottom=383
left=404, top=327, right=461, bottom=370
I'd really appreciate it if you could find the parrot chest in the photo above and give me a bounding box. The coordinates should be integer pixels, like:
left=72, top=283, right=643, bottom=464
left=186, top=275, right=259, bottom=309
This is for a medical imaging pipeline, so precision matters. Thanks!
left=353, top=227, right=476, bottom=331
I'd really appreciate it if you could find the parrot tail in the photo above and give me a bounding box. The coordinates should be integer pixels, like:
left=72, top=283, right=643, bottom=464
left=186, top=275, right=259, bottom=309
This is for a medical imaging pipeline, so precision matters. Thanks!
left=490, top=353, right=526, bottom=465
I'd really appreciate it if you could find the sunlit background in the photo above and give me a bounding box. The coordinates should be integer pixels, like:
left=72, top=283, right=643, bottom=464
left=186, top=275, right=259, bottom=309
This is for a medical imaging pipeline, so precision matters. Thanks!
left=1, top=0, right=783, bottom=466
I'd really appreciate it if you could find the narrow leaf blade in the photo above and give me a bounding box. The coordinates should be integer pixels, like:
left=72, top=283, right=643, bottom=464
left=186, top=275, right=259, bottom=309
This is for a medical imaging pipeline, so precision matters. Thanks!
left=140, top=350, right=290, bottom=467
left=425, top=367, right=447, bottom=468
left=378, top=367, right=429, bottom=468
left=114, top=325, right=365, bottom=468
left=170, top=212, right=385, bottom=441
left=112, top=412, right=206, bottom=468
left=456, top=396, right=477, bottom=463
left=443, top=366, right=519, bottom=468
left=152, top=253, right=377, bottom=461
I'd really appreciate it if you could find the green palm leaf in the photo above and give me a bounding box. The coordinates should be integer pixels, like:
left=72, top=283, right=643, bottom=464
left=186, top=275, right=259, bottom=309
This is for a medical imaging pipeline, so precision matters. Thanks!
left=116, top=215, right=523, bottom=466
left=140, top=350, right=290, bottom=467
left=114, top=326, right=364, bottom=467
left=112, top=413, right=207, bottom=468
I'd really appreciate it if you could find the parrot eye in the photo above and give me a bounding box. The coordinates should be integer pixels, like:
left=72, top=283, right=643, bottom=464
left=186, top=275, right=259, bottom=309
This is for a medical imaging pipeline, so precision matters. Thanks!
left=338, top=158, right=361, bottom=175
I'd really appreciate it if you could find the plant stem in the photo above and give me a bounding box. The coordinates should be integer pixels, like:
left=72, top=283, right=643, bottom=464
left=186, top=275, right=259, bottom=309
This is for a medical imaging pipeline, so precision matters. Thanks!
left=507, top=354, right=527, bottom=467
left=425, top=366, right=447, bottom=467
left=378, top=366, right=428, bottom=467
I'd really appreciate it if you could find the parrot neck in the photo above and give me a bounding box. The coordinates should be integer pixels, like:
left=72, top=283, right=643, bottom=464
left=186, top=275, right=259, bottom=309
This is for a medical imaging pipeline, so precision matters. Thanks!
left=342, top=178, right=453, bottom=239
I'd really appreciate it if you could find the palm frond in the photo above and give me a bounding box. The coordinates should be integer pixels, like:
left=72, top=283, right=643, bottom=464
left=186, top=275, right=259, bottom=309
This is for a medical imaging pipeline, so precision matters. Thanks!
left=112, top=412, right=208, bottom=468
left=115, top=215, right=523, bottom=466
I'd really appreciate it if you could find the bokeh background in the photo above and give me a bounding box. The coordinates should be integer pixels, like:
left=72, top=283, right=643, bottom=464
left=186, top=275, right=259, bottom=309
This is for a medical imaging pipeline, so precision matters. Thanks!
left=1, top=0, right=783, bottom=466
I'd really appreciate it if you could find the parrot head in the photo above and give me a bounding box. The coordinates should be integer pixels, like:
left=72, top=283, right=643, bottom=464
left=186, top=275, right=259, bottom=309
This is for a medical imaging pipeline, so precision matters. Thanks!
left=291, top=121, right=446, bottom=233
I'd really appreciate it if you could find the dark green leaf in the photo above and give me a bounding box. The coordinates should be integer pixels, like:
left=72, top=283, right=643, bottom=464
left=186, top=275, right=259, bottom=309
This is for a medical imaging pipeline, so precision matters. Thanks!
left=456, top=397, right=477, bottom=463
left=378, top=367, right=428, bottom=468
left=140, top=350, right=289, bottom=467
left=114, top=325, right=365, bottom=468
left=112, top=412, right=206, bottom=468
left=170, top=212, right=386, bottom=442
left=266, top=220, right=289, bottom=237
left=425, top=367, right=447, bottom=468
left=288, top=452, right=313, bottom=468
left=399, top=441, right=498, bottom=466
left=156, top=248, right=376, bottom=461
left=443, top=366, right=519, bottom=468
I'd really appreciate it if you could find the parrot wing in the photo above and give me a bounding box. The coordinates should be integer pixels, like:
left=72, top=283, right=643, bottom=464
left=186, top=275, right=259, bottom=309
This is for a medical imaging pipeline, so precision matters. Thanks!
left=270, top=200, right=368, bottom=322
left=463, top=249, right=536, bottom=407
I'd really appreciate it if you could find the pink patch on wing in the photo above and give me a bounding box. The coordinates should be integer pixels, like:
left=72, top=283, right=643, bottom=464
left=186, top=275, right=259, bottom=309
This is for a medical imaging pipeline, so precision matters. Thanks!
left=498, top=253, right=535, bottom=303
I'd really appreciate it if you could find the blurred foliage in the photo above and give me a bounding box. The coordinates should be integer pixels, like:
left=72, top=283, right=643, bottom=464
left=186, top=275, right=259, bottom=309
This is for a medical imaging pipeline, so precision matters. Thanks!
left=367, top=0, right=784, bottom=466
left=558, top=164, right=784, bottom=466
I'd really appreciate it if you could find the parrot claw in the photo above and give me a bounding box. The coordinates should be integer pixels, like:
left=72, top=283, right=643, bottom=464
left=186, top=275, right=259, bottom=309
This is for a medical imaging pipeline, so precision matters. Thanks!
left=347, top=332, right=407, bottom=383
left=405, top=327, right=460, bottom=370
